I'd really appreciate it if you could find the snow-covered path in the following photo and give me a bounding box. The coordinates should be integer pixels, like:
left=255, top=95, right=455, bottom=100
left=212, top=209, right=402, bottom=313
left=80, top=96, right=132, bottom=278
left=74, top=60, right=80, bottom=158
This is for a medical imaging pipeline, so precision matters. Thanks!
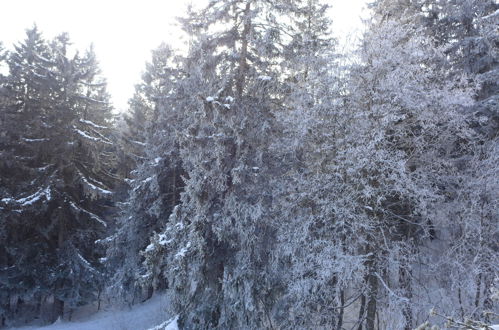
left=10, top=295, right=178, bottom=330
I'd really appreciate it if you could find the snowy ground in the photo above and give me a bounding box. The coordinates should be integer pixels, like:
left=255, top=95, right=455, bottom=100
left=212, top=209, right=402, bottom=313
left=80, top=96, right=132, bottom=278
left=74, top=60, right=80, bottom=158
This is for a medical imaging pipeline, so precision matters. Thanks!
left=10, top=295, right=178, bottom=330
left=8, top=294, right=498, bottom=330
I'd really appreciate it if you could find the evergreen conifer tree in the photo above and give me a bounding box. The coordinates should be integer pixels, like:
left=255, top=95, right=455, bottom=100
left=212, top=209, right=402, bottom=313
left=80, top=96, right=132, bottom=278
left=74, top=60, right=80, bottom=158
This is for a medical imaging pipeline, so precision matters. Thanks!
left=0, top=28, right=117, bottom=324
left=107, top=44, right=185, bottom=305
left=140, top=1, right=344, bottom=328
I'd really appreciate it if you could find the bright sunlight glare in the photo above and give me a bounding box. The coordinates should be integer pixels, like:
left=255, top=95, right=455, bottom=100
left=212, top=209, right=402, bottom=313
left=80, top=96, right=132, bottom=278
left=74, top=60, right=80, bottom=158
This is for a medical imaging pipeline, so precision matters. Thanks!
left=0, top=0, right=368, bottom=111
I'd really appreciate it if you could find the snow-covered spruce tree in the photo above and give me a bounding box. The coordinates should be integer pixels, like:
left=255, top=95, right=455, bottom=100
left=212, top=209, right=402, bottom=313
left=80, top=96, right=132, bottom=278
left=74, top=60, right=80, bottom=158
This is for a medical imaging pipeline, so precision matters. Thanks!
left=106, top=44, right=186, bottom=305
left=0, top=28, right=59, bottom=324
left=0, top=28, right=117, bottom=324
left=263, top=1, right=360, bottom=329
left=0, top=42, right=11, bottom=327
left=118, top=45, right=176, bottom=173
left=140, top=1, right=339, bottom=328
left=338, top=6, right=477, bottom=328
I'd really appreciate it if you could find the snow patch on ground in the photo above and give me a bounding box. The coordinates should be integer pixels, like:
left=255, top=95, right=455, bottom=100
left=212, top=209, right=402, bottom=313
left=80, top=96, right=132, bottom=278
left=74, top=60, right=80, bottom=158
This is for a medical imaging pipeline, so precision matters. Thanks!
left=146, top=316, right=179, bottom=330
left=10, top=294, right=173, bottom=330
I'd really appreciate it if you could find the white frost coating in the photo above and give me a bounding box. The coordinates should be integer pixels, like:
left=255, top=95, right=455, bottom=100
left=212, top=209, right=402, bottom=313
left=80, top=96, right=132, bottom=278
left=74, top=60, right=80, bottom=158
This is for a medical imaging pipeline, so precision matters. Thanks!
left=154, top=157, right=163, bottom=164
left=258, top=75, right=272, bottom=81
left=143, top=233, right=173, bottom=253
left=175, top=242, right=191, bottom=259
left=158, top=234, right=172, bottom=246
left=223, top=104, right=231, bottom=109
left=481, top=9, right=499, bottom=20
left=206, top=96, right=215, bottom=102
left=80, top=119, right=108, bottom=129
left=32, top=72, right=47, bottom=79
left=145, top=243, right=155, bottom=253
left=225, top=96, right=234, bottom=102
left=69, top=201, right=107, bottom=227
left=44, top=186, right=52, bottom=202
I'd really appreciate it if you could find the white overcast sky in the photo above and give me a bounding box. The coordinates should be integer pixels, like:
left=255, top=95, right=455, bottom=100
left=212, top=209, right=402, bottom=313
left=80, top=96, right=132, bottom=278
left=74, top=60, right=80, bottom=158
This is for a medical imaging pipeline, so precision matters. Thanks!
left=0, top=0, right=368, bottom=111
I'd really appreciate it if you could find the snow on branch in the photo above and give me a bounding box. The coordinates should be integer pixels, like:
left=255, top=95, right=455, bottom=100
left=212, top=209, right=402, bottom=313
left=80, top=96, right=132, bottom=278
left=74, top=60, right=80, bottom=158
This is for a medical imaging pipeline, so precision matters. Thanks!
left=1, top=186, right=52, bottom=206
left=74, top=127, right=100, bottom=141
left=130, top=139, right=146, bottom=146
left=34, top=52, right=53, bottom=65
left=205, top=95, right=231, bottom=109
left=481, top=9, right=499, bottom=21
left=74, top=126, right=112, bottom=145
left=69, top=200, right=107, bottom=227
left=22, top=137, right=49, bottom=142
left=77, top=252, right=99, bottom=274
left=78, top=170, right=113, bottom=197
left=175, top=242, right=191, bottom=260
left=79, top=119, right=108, bottom=129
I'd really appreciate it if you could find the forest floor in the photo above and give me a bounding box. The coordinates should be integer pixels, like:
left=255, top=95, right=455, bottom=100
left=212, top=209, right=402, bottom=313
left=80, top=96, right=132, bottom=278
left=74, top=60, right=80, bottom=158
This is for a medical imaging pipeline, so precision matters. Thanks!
left=10, top=294, right=177, bottom=330
left=8, top=294, right=498, bottom=330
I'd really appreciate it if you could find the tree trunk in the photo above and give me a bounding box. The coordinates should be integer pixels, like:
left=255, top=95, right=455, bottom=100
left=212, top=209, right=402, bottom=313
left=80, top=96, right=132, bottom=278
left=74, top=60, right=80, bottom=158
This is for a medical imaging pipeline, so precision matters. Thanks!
left=35, top=295, right=42, bottom=321
left=483, top=272, right=493, bottom=322
left=52, top=297, right=64, bottom=323
left=236, top=1, right=251, bottom=98
left=97, top=289, right=102, bottom=311
left=52, top=217, right=66, bottom=322
left=365, top=253, right=378, bottom=330
left=400, top=258, right=413, bottom=330
left=357, top=294, right=366, bottom=330
left=474, top=273, right=482, bottom=310
left=337, top=289, right=345, bottom=330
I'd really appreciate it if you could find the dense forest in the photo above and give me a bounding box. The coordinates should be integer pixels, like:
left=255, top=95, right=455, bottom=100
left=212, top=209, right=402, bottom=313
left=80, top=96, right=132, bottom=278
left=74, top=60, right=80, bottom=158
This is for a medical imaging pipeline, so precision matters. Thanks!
left=0, top=0, right=498, bottom=329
